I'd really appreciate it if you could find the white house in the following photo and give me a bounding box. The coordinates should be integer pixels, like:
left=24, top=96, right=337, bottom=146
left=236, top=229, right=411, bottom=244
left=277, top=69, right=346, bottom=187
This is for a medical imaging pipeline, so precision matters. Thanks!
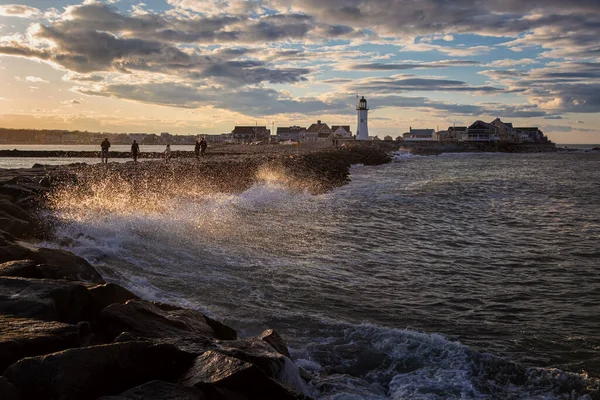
left=458, top=120, right=500, bottom=142
left=490, top=118, right=517, bottom=142
left=403, top=127, right=435, bottom=141
left=331, top=125, right=352, bottom=138
left=276, top=126, right=306, bottom=142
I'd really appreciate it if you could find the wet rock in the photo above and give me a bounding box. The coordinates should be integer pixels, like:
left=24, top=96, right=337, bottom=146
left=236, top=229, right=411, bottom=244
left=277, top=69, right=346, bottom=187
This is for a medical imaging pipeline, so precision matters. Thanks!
left=0, top=244, right=35, bottom=264
left=0, top=184, right=36, bottom=200
left=0, top=198, right=31, bottom=222
left=214, top=337, right=310, bottom=396
left=0, top=315, right=80, bottom=373
left=215, top=338, right=290, bottom=380
left=0, top=277, right=89, bottom=323
left=180, top=351, right=307, bottom=400
left=87, top=283, right=139, bottom=317
left=154, top=303, right=236, bottom=341
left=0, top=260, right=39, bottom=279
left=0, top=376, right=19, bottom=400
left=29, top=248, right=105, bottom=284
left=0, top=256, right=105, bottom=285
left=113, top=332, right=142, bottom=343
left=3, top=341, right=195, bottom=400
left=95, top=300, right=236, bottom=343
left=0, top=215, right=33, bottom=237
left=259, top=329, right=292, bottom=359
left=98, top=380, right=207, bottom=400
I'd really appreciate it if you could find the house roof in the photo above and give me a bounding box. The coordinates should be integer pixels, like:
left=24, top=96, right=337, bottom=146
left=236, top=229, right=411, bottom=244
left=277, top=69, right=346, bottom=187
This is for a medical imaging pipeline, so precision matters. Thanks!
left=306, top=122, right=331, bottom=133
left=408, top=128, right=435, bottom=136
left=515, top=127, right=541, bottom=131
left=232, top=126, right=268, bottom=135
left=449, top=126, right=467, bottom=132
left=469, top=120, right=497, bottom=130
left=277, top=126, right=306, bottom=134
left=491, top=118, right=514, bottom=128
left=332, top=125, right=351, bottom=132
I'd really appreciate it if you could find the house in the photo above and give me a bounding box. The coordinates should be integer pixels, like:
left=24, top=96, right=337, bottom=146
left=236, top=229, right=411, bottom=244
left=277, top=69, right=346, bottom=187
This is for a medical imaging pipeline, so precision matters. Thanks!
left=276, top=126, right=306, bottom=142
left=490, top=118, right=517, bottom=142
left=446, top=126, right=467, bottom=141
left=331, top=125, right=352, bottom=138
left=305, top=120, right=332, bottom=142
left=231, top=126, right=270, bottom=143
left=434, top=130, right=449, bottom=141
left=515, top=127, right=547, bottom=143
left=402, top=127, right=435, bottom=141
left=458, top=121, right=500, bottom=142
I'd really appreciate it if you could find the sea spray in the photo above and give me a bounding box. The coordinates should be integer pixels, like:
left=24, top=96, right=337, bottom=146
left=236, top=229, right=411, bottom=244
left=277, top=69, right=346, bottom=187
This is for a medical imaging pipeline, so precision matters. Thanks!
left=40, top=153, right=600, bottom=399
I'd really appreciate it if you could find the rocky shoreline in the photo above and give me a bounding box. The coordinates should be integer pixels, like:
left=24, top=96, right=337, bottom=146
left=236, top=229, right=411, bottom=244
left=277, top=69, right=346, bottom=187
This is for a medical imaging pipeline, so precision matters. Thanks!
left=0, top=144, right=393, bottom=400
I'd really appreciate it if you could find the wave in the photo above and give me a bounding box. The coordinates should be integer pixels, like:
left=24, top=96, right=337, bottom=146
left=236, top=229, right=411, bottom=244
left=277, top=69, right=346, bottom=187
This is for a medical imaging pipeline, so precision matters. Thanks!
left=42, top=162, right=600, bottom=399
left=293, top=322, right=598, bottom=399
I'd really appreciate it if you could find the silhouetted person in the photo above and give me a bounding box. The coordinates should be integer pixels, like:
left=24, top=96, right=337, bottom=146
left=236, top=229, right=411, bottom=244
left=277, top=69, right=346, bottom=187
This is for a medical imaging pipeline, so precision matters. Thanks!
left=131, top=140, right=140, bottom=162
left=200, top=138, right=208, bottom=157
left=164, top=144, right=171, bottom=162
left=195, top=139, right=201, bottom=160
left=101, top=138, right=111, bottom=164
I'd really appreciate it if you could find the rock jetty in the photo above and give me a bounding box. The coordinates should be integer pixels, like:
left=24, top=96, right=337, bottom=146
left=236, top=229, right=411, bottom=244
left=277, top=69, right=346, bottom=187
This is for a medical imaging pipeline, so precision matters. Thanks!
left=0, top=144, right=393, bottom=400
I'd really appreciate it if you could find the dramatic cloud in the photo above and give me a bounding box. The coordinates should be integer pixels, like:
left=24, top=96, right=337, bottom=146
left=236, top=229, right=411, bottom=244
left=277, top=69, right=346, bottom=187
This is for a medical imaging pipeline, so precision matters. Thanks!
left=0, top=4, right=41, bottom=18
left=346, top=75, right=504, bottom=94
left=1, top=0, right=599, bottom=138
left=345, top=60, right=481, bottom=71
left=78, top=82, right=350, bottom=116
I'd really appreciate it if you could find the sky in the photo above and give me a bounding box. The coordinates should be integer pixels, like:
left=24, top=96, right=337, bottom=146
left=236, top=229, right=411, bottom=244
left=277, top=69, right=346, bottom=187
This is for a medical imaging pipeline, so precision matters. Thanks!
left=1, top=0, right=599, bottom=143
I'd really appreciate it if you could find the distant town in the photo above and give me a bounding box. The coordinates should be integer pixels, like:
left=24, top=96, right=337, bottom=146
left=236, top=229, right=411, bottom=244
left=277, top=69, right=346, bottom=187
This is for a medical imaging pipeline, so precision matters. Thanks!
left=0, top=118, right=551, bottom=146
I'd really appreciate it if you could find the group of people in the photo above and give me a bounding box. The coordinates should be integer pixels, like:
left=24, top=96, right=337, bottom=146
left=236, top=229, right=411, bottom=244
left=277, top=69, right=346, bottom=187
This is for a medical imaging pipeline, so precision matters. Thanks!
left=99, top=137, right=208, bottom=164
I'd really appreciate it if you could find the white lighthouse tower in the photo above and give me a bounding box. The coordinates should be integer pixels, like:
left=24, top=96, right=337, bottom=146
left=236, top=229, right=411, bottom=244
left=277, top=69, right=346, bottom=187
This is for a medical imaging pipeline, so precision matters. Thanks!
left=356, top=96, right=369, bottom=141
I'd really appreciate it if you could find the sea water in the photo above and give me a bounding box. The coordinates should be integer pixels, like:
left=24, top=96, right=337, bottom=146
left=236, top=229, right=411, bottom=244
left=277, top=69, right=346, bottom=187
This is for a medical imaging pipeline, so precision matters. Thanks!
left=43, top=152, right=600, bottom=399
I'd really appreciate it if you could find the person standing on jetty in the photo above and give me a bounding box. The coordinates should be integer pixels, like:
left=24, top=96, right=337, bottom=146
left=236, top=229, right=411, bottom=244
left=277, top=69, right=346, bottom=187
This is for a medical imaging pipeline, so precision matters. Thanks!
left=131, top=140, right=140, bottom=163
left=195, top=139, right=201, bottom=160
left=101, top=138, right=111, bottom=164
left=164, top=144, right=171, bottom=162
left=200, top=137, right=208, bottom=157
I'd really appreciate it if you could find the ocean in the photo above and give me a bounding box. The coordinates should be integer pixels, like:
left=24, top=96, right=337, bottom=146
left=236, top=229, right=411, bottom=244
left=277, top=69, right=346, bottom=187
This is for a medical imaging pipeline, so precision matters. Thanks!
left=35, top=151, right=600, bottom=398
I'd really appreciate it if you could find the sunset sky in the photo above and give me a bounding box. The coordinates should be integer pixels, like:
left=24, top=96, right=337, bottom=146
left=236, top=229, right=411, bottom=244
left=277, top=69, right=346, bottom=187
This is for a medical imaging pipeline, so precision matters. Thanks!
left=1, top=0, right=599, bottom=143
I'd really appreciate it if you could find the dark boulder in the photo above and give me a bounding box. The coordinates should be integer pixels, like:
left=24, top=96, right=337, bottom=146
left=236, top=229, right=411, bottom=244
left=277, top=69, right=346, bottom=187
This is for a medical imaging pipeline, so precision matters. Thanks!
left=214, top=337, right=309, bottom=396
left=29, top=248, right=105, bottom=284
left=0, top=252, right=104, bottom=284
left=0, top=244, right=35, bottom=264
left=0, top=214, right=32, bottom=238
left=0, top=315, right=81, bottom=373
left=0, top=198, right=30, bottom=222
left=95, top=300, right=236, bottom=343
left=215, top=338, right=289, bottom=380
left=259, top=329, right=292, bottom=359
left=0, top=376, right=19, bottom=400
left=3, top=341, right=195, bottom=400
left=98, top=380, right=207, bottom=400
left=0, top=260, right=39, bottom=279
left=0, top=277, right=89, bottom=323
left=0, top=184, right=36, bottom=201
left=87, top=283, right=139, bottom=318
left=180, top=351, right=308, bottom=400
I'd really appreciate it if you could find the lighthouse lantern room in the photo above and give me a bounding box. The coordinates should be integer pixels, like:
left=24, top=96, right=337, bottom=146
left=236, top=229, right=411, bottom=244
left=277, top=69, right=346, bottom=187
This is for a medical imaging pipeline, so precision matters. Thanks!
left=356, top=96, right=369, bottom=141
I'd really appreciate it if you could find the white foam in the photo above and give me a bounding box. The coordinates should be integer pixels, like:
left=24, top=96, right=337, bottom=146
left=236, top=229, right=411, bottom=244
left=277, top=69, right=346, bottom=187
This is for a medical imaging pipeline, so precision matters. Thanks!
left=391, top=150, right=419, bottom=161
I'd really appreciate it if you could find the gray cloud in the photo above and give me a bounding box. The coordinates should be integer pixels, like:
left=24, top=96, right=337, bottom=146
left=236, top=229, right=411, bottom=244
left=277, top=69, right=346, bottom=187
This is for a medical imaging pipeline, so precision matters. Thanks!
left=347, top=75, right=503, bottom=94
left=0, top=4, right=41, bottom=18
left=78, top=82, right=349, bottom=116
left=347, top=60, right=481, bottom=71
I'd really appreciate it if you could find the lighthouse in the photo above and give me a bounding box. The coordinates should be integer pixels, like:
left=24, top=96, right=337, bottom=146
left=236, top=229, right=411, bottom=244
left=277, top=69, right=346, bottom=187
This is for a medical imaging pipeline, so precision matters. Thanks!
left=356, top=96, right=369, bottom=141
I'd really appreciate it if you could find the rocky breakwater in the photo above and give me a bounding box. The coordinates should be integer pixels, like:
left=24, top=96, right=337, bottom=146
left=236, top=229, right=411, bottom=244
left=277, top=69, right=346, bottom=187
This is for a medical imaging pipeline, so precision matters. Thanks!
left=0, top=145, right=392, bottom=400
